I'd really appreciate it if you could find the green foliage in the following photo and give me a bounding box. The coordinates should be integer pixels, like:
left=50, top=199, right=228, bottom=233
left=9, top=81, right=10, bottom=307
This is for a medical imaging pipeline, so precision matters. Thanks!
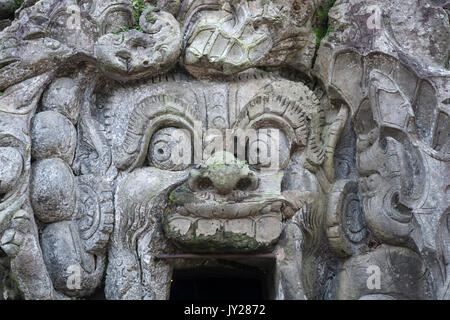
left=0, top=91, right=3, bottom=96
left=14, top=0, right=24, bottom=10
left=313, top=0, right=336, bottom=50
left=114, top=0, right=158, bottom=33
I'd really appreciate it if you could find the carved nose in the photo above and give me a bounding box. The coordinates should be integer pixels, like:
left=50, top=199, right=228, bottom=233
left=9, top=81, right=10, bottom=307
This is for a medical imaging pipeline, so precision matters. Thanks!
left=188, top=152, right=258, bottom=195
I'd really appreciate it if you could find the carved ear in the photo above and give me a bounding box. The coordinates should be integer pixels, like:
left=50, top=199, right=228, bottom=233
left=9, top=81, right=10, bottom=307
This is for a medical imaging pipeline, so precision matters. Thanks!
left=75, top=175, right=114, bottom=254
left=306, top=104, right=348, bottom=182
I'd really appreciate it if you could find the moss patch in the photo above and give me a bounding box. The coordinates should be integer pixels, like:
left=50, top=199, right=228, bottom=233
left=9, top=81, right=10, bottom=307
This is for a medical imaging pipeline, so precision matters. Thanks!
left=313, top=0, right=336, bottom=51
left=2, top=268, right=23, bottom=299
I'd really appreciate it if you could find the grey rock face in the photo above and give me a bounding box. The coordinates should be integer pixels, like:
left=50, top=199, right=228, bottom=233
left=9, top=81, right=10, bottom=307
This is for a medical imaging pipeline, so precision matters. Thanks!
left=0, top=147, right=22, bottom=195
left=41, top=221, right=105, bottom=297
left=0, top=0, right=448, bottom=300
left=181, top=0, right=319, bottom=77
left=30, top=158, right=76, bottom=223
left=94, top=8, right=182, bottom=80
left=336, top=245, right=432, bottom=300
left=0, top=0, right=14, bottom=19
left=40, top=78, right=82, bottom=124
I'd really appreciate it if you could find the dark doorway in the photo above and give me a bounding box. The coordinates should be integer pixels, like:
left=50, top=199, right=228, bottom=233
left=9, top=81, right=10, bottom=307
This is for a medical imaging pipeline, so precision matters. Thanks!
left=169, top=264, right=273, bottom=300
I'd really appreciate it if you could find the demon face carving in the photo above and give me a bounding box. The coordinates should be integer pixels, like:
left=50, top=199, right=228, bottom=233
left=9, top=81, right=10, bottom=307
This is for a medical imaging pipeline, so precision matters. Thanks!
left=104, top=71, right=346, bottom=299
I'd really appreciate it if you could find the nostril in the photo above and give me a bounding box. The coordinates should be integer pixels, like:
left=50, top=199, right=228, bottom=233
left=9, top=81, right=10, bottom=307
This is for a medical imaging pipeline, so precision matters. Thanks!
left=197, top=177, right=213, bottom=191
left=235, top=178, right=252, bottom=191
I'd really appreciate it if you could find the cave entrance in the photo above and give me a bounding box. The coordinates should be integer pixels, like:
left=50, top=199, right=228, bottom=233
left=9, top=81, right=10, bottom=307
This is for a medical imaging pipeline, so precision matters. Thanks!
left=169, top=260, right=275, bottom=300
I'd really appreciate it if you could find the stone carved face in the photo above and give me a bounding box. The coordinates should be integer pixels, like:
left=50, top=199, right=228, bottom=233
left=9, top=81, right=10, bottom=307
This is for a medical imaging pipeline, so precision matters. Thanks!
left=110, top=73, right=332, bottom=254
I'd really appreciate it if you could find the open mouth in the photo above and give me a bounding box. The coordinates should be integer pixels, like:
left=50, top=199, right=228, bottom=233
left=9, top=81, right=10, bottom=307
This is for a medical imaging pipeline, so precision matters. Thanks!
left=163, top=185, right=302, bottom=252
left=182, top=2, right=222, bottom=41
left=182, top=198, right=283, bottom=219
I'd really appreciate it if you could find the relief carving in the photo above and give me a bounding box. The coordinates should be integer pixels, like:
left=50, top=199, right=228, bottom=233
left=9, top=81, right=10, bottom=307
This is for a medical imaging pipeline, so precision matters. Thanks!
left=0, top=0, right=448, bottom=300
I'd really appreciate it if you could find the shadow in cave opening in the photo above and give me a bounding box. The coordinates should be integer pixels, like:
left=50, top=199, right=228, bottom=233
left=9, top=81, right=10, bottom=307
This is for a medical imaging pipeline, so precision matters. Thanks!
left=169, top=263, right=275, bottom=300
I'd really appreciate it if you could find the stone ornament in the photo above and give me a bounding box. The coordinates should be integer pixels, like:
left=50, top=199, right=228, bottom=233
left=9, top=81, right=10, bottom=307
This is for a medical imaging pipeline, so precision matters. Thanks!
left=0, top=0, right=448, bottom=300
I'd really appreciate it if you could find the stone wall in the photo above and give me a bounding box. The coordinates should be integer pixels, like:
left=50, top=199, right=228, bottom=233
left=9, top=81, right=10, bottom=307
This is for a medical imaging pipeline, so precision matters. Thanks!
left=0, top=0, right=448, bottom=300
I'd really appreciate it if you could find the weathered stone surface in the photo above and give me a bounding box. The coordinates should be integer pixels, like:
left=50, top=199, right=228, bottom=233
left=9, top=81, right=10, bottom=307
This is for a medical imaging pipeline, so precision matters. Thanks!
left=41, top=221, right=105, bottom=297
left=0, top=0, right=448, bottom=300
left=31, top=111, right=77, bottom=164
left=30, top=158, right=76, bottom=223
left=40, top=78, right=82, bottom=124
left=74, top=175, right=114, bottom=254
left=181, top=0, right=319, bottom=77
left=94, top=7, right=182, bottom=81
left=0, top=0, right=14, bottom=19
left=336, top=245, right=433, bottom=300
left=0, top=147, right=22, bottom=195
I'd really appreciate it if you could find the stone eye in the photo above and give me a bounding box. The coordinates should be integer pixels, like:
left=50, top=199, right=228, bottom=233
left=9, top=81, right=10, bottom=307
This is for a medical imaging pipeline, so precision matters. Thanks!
left=247, top=128, right=290, bottom=170
left=148, top=127, right=192, bottom=171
